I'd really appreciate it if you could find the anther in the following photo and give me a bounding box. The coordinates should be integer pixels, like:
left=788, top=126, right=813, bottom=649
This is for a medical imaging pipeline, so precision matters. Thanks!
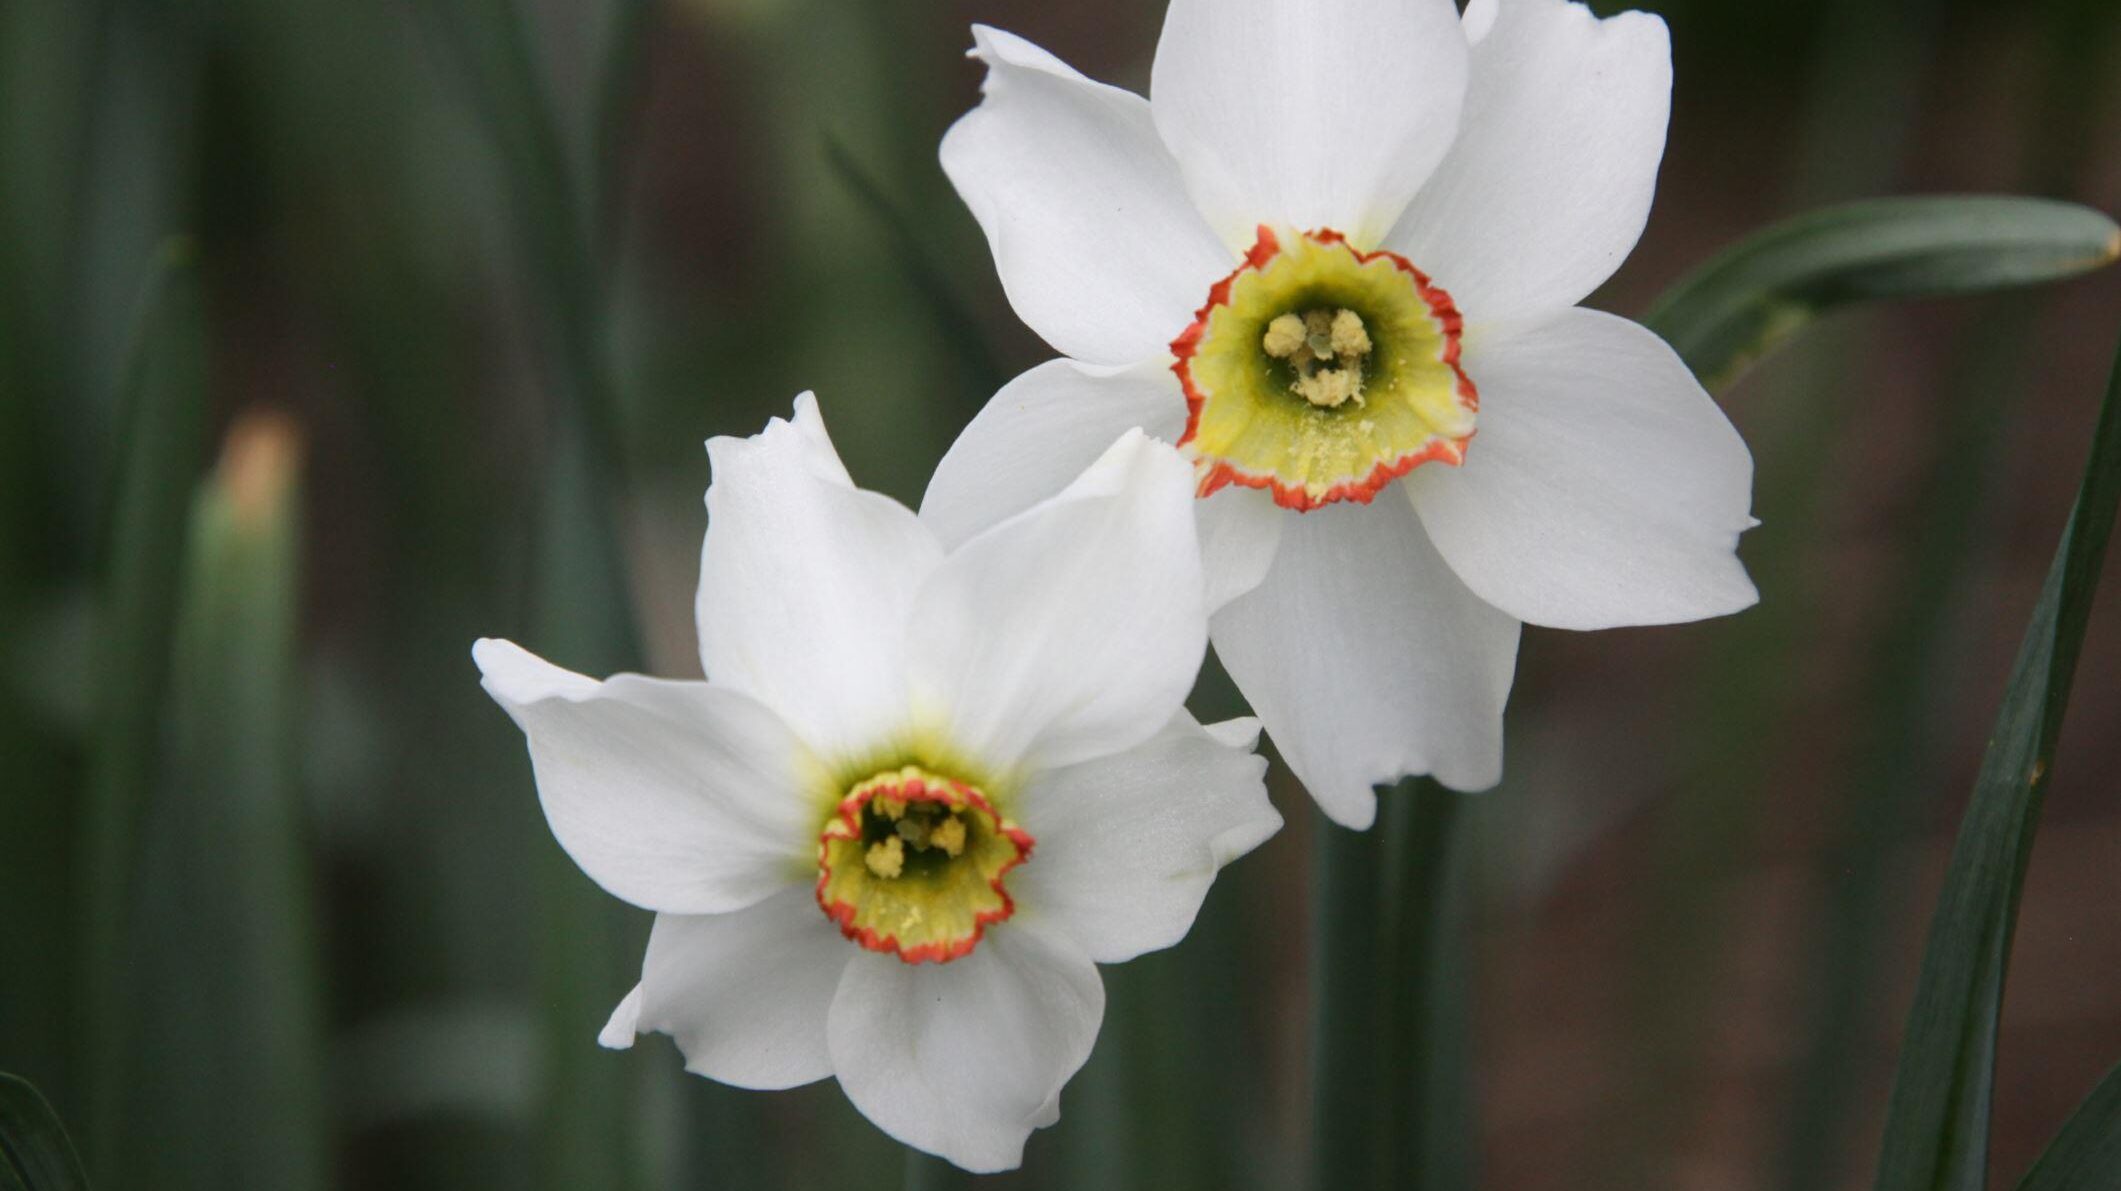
left=1263, top=313, right=1308, bottom=359
left=865, top=836, right=906, bottom=879
left=1294, top=369, right=1362, bottom=409
left=1264, top=306, right=1372, bottom=409
left=930, top=816, right=967, bottom=857
left=1330, top=309, right=1371, bottom=358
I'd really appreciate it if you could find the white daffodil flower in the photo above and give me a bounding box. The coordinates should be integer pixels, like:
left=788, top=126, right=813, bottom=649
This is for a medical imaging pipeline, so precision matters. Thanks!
left=924, top=0, right=1759, bottom=828
left=474, top=396, right=1280, bottom=1172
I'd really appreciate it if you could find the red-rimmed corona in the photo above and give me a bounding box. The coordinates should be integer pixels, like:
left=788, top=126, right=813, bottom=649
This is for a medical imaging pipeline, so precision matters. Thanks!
left=815, top=765, right=1034, bottom=964
left=1172, top=225, right=1478, bottom=511
left=931, top=0, right=1761, bottom=831
left=477, top=396, right=1280, bottom=1173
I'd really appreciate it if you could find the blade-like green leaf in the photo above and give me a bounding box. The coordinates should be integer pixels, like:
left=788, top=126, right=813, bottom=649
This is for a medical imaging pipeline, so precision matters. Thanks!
left=2010, top=1055, right=2121, bottom=1186
left=78, top=239, right=211, bottom=1166
left=1645, top=196, right=2119, bottom=388
left=1777, top=299, right=2038, bottom=1191
left=1871, top=336, right=2121, bottom=1191
left=110, top=411, right=328, bottom=1190
left=2014, top=1062, right=2121, bottom=1191
left=0, top=1074, right=88, bottom=1191
left=525, top=430, right=651, bottom=1191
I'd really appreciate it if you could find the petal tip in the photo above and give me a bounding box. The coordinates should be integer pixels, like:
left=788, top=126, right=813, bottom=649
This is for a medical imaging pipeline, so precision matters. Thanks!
left=470, top=636, right=511, bottom=670
left=473, top=638, right=597, bottom=706
left=1320, top=792, right=1380, bottom=832
left=599, top=985, right=644, bottom=1050
left=705, top=392, right=853, bottom=495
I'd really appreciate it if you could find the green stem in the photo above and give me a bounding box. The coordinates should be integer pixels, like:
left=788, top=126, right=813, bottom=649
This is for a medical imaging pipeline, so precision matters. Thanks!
left=1310, top=782, right=1476, bottom=1191
left=1310, top=810, right=1388, bottom=1191
left=1379, top=786, right=1475, bottom=1191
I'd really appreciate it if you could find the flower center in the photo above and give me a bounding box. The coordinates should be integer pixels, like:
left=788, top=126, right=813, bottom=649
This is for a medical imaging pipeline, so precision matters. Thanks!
left=1262, top=308, right=1374, bottom=409
left=1172, top=227, right=1478, bottom=511
left=814, top=765, right=1033, bottom=964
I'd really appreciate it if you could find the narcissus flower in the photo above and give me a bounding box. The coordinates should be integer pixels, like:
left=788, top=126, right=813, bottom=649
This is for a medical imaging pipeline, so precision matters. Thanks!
left=475, top=397, right=1279, bottom=1172
left=926, top=0, right=1759, bottom=827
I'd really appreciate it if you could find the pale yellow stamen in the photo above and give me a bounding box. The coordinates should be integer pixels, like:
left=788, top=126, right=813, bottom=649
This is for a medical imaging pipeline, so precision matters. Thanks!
left=1263, top=313, right=1308, bottom=359
left=1302, top=310, right=1337, bottom=358
left=930, top=816, right=967, bottom=858
left=865, top=835, right=906, bottom=879
left=1294, top=369, right=1362, bottom=409
left=1330, top=309, right=1372, bottom=357
left=871, top=803, right=971, bottom=875
left=1264, top=306, right=1373, bottom=409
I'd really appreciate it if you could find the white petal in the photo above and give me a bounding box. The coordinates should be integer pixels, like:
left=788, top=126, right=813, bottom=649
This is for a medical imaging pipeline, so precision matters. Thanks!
left=1408, top=308, right=1757, bottom=630
left=1386, top=0, right=1671, bottom=321
left=698, top=394, right=942, bottom=761
left=941, top=26, right=1235, bottom=366
left=617, top=891, right=852, bottom=1090
left=908, top=431, right=1205, bottom=774
left=919, top=358, right=1185, bottom=551
left=919, top=360, right=1274, bottom=614
left=1195, top=484, right=1285, bottom=612
left=827, top=921, right=1103, bottom=1173
left=1150, top=0, right=1469, bottom=246
left=1462, top=0, right=1500, bottom=44
left=474, top=639, right=813, bottom=914
left=1210, top=499, right=1519, bottom=828
left=1013, top=713, right=1279, bottom=963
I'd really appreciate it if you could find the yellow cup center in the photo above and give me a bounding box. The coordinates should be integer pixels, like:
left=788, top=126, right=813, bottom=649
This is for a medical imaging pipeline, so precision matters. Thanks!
left=815, top=765, right=1032, bottom=964
left=1173, top=227, right=1478, bottom=511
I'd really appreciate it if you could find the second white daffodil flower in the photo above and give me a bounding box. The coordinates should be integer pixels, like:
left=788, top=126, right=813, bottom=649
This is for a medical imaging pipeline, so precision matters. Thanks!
left=476, top=397, right=1279, bottom=1172
left=925, top=0, right=1759, bottom=828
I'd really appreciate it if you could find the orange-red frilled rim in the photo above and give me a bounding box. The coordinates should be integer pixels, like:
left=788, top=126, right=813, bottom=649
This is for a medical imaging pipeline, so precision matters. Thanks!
left=1172, top=227, right=1478, bottom=512
left=815, top=765, right=1034, bottom=964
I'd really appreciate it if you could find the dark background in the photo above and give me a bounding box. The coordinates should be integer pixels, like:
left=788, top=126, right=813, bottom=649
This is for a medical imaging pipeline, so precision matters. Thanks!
left=1, top=0, right=2118, bottom=1187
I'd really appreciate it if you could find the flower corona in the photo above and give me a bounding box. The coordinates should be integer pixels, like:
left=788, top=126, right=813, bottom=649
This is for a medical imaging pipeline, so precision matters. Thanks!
left=815, top=765, right=1033, bottom=964
left=1174, top=226, right=1477, bottom=510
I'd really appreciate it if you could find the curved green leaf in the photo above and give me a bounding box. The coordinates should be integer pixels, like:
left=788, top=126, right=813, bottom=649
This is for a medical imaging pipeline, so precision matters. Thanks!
left=2016, top=1062, right=2121, bottom=1191
left=1871, top=336, right=2121, bottom=1191
left=0, top=1073, right=88, bottom=1191
left=1645, top=196, right=2119, bottom=388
